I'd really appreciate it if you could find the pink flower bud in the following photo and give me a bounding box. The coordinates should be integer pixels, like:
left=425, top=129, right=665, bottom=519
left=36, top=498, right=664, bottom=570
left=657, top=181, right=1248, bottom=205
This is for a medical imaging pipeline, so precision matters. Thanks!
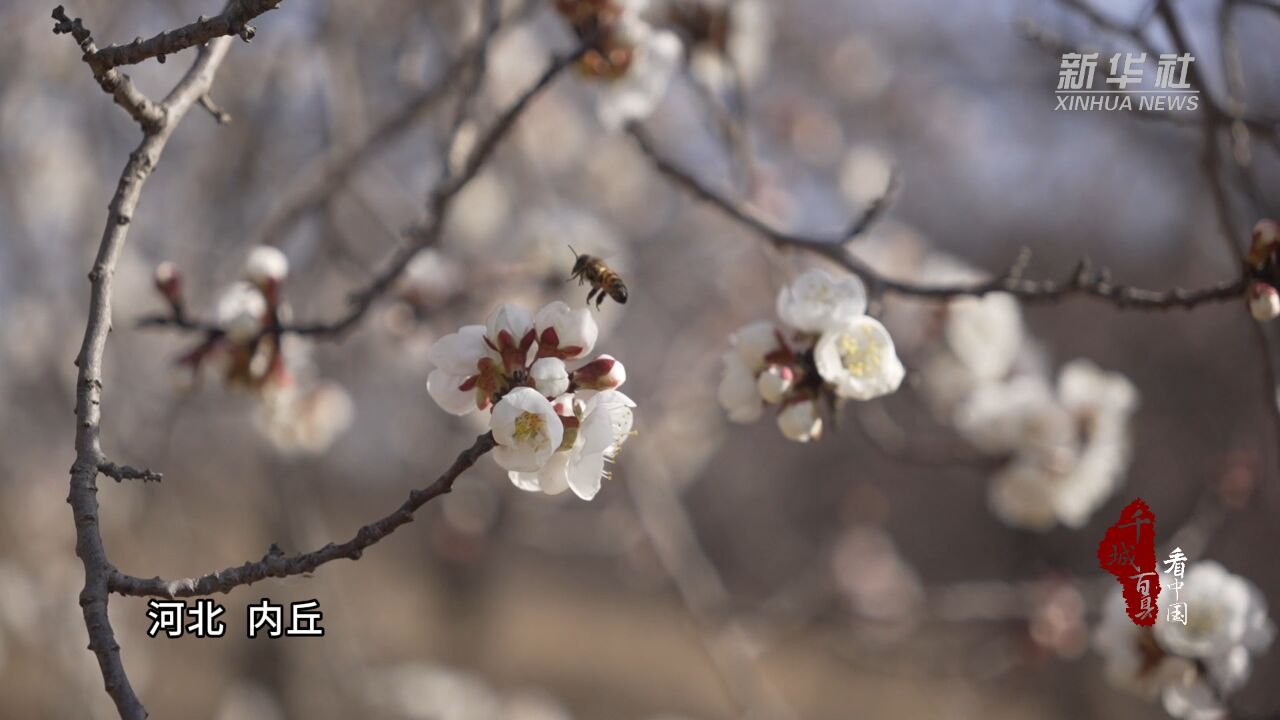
left=572, top=354, right=626, bottom=390
left=153, top=261, right=183, bottom=308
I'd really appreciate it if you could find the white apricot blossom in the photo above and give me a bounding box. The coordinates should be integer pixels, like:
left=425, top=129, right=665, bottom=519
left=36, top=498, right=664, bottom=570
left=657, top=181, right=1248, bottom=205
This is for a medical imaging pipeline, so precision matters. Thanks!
left=1094, top=562, right=1273, bottom=720
left=157, top=253, right=351, bottom=455
left=491, top=388, right=564, bottom=473
left=597, top=18, right=683, bottom=130
left=555, top=0, right=682, bottom=130
left=731, top=320, right=782, bottom=370
left=486, top=303, right=535, bottom=366
left=426, top=325, right=496, bottom=416
left=718, top=351, right=764, bottom=423
left=813, top=316, right=905, bottom=401
left=945, top=292, right=1024, bottom=383
left=912, top=253, right=1027, bottom=418
left=656, top=0, right=773, bottom=90
left=534, top=301, right=598, bottom=360
left=955, top=360, right=1137, bottom=531
left=426, top=300, right=635, bottom=499
left=716, top=269, right=904, bottom=441
left=255, top=380, right=354, bottom=456
left=1153, top=562, right=1274, bottom=687
left=775, top=268, right=867, bottom=333
left=510, top=390, right=636, bottom=500
left=215, top=281, right=267, bottom=344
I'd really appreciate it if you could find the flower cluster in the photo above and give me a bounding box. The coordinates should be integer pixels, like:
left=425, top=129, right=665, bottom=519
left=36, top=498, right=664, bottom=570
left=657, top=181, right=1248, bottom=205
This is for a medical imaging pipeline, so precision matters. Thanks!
left=1246, top=219, right=1280, bottom=322
left=955, top=359, right=1138, bottom=531
left=718, top=269, right=905, bottom=442
left=160, top=245, right=290, bottom=388
left=553, top=0, right=682, bottom=129
left=427, top=301, right=634, bottom=500
left=156, top=246, right=353, bottom=454
left=1095, top=561, right=1274, bottom=720
left=898, top=253, right=1139, bottom=531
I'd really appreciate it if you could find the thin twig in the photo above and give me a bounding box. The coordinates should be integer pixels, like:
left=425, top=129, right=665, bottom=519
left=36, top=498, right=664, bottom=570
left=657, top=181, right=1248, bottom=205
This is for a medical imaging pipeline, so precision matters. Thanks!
left=89, top=0, right=281, bottom=70
left=110, top=434, right=495, bottom=598
left=628, top=124, right=1248, bottom=310
left=146, top=43, right=587, bottom=341
left=52, top=6, right=164, bottom=129
left=254, top=0, right=541, bottom=248
left=98, top=461, right=163, bottom=483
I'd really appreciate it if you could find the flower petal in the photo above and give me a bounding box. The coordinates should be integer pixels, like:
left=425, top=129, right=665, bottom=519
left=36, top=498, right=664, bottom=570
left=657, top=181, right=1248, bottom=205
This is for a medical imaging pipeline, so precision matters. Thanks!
left=427, top=325, right=491, bottom=376
left=718, top=352, right=764, bottom=422
left=426, top=369, right=477, bottom=416
left=567, top=452, right=606, bottom=500
left=776, top=269, right=867, bottom=333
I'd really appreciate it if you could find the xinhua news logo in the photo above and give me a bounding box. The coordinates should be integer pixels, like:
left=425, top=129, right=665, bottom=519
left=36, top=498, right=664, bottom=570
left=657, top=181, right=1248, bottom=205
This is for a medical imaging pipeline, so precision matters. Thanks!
left=1055, top=52, right=1200, bottom=112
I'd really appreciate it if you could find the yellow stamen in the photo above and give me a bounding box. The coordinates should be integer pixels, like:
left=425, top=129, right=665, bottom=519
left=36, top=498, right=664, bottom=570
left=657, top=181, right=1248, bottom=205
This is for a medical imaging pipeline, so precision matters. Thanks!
left=837, top=327, right=884, bottom=378
left=513, top=411, right=547, bottom=446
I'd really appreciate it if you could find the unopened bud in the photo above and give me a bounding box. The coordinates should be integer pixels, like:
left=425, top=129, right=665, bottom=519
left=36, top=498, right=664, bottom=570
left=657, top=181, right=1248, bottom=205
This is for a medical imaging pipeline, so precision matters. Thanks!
left=153, top=261, right=183, bottom=307
left=1249, top=281, right=1280, bottom=322
left=777, top=399, right=823, bottom=443
left=1248, top=219, right=1280, bottom=271
left=572, top=354, right=626, bottom=390
left=245, top=245, right=289, bottom=287
left=756, top=364, right=795, bottom=404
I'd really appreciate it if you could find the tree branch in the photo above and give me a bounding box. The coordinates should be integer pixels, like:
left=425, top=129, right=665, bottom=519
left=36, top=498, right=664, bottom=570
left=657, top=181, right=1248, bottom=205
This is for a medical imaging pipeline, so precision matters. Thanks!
left=90, top=0, right=280, bottom=70
left=140, top=43, right=587, bottom=341
left=98, top=461, right=163, bottom=484
left=110, top=433, right=496, bottom=598
left=63, top=12, right=235, bottom=714
left=628, top=124, right=1248, bottom=310
left=255, top=0, right=540, bottom=249
left=52, top=6, right=164, bottom=130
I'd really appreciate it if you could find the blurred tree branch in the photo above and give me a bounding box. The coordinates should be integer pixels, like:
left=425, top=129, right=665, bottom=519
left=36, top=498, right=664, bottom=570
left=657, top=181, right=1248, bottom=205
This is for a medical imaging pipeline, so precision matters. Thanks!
left=628, top=124, right=1249, bottom=310
left=138, top=41, right=588, bottom=341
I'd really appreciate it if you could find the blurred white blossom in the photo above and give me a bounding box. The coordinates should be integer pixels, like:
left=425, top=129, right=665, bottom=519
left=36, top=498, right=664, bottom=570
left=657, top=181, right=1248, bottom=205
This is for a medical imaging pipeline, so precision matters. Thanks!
left=775, top=268, right=868, bottom=333
left=813, top=316, right=906, bottom=401
left=957, top=360, right=1138, bottom=530
left=656, top=0, right=773, bottom=90
left=244, top=245, right=289, bottom=288
left=776, top=397, right=822, bottom=442
left=556, top=0, right=682, bottom=129
left=215, top=281, right=268, bottom=345
left=1094, top=561, right=1274, bottom=720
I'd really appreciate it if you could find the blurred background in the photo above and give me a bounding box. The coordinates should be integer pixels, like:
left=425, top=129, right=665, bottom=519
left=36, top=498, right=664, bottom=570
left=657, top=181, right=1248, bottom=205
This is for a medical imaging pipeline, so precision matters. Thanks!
left=2, top=0, right=1280, bottom=718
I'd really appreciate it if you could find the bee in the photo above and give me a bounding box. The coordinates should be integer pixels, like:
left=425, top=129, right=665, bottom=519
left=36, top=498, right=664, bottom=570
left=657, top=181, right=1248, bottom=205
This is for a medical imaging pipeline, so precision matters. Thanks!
left=568, top=247, right=628, bottom=309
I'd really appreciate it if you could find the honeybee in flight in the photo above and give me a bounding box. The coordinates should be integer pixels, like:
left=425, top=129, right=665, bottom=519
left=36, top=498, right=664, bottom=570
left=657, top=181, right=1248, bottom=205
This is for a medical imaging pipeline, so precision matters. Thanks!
left=568, top=247, right=628, bottom=309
